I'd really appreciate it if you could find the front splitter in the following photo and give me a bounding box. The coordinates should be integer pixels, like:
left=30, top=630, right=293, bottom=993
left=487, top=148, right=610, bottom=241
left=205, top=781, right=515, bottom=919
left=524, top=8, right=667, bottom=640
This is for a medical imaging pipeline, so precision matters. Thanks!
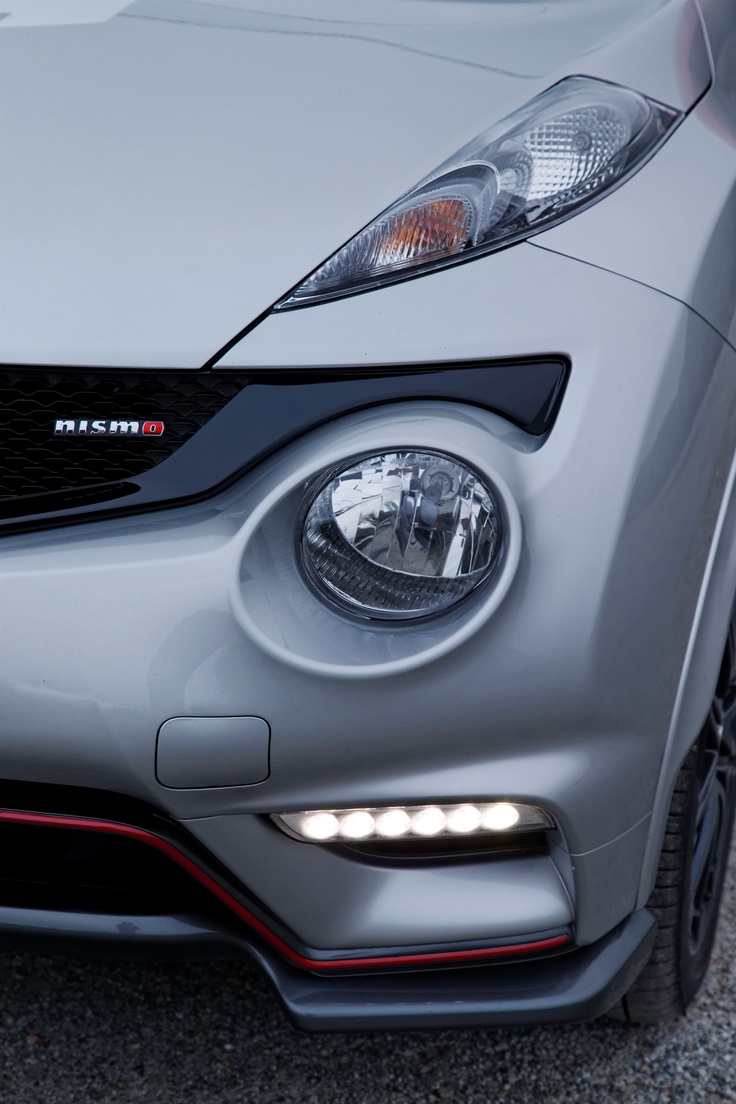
left=0, top=903, right=654, bottom=1030
left=254, top=908, right=655, bottom=1031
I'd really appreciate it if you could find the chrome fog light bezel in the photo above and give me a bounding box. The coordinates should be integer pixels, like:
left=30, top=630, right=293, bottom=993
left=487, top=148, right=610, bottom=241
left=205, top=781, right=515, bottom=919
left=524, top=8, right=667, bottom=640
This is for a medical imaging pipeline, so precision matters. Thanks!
left=298, top=448, right=505, bottom=622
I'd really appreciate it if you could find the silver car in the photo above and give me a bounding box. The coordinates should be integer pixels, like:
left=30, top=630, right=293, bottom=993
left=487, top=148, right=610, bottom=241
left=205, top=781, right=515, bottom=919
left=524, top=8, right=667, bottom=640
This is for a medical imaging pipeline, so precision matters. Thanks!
left=1, top=0, right=735, bottom=1030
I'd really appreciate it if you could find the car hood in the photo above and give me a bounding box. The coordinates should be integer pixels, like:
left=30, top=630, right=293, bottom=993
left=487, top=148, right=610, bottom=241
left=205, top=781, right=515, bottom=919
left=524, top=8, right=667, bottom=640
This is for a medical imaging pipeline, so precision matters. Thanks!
left=0, top=0, right=710, bottom=367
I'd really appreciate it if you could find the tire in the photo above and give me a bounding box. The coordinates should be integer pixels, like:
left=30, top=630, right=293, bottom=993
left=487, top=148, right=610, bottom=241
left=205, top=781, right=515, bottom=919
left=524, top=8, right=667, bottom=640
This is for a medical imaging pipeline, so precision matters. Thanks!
left=610, top=622, right=736, bottom=1024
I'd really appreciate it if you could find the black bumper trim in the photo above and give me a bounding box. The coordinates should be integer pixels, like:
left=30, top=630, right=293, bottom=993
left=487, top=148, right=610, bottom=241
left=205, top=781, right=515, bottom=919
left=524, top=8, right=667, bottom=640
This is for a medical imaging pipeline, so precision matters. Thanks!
left=256, top=909, right=656, bottom=1031
left=0, top=357, right=568, bottom=533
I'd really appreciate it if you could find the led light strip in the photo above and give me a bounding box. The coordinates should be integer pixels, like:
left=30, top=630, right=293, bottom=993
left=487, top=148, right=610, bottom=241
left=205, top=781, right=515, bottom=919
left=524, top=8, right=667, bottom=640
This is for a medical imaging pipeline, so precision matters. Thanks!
left=273, top=801, right=554, bottom=843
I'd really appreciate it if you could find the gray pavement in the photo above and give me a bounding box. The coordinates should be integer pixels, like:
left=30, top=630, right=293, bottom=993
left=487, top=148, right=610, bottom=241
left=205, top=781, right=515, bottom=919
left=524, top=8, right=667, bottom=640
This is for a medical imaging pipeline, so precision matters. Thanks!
left=0, top=840, right=734, bottom=1104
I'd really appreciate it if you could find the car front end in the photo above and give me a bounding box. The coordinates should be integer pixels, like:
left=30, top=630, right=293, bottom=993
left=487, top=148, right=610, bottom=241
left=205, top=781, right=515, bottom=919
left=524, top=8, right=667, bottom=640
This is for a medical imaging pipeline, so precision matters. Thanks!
left=1, top=0, right=735, bottom=1029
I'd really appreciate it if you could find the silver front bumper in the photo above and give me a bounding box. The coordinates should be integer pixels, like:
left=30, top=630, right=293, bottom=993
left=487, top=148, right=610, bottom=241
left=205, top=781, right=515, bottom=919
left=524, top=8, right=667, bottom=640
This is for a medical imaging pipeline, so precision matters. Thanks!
left=2, top=247, right=736, bottom=953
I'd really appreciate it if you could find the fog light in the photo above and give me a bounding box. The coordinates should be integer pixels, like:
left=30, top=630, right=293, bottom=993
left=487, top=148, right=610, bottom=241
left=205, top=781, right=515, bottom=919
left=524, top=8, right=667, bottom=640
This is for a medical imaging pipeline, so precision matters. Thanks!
left=272, top=801, right=553, bottom=843
left=300, top=450, right=503, bottom=620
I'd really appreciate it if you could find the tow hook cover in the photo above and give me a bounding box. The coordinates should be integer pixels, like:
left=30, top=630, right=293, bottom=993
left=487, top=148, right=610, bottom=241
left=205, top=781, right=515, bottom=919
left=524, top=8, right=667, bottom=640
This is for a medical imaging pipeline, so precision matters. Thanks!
left=156, top=716, right=271, bottom=790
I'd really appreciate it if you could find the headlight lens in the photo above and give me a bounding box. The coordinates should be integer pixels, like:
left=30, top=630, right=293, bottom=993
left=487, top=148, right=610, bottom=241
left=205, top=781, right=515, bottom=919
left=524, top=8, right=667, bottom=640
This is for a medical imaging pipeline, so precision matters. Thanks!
left=301, top=450, right=502, bottom=619
left=276, top=76, right=680, bottom=309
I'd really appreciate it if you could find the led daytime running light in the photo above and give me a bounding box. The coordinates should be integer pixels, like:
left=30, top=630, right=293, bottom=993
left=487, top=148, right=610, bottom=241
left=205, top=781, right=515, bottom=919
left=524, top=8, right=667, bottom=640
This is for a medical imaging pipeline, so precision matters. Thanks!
left=272, top=802, right=553, bottom=844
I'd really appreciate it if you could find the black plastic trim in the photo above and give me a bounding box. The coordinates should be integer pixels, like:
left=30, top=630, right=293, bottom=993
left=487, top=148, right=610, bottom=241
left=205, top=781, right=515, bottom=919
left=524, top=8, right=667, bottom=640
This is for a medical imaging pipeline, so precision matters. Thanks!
left=0, top=482, right=137, bottom=519
left=259, top=910, right=656, bottom=1031
left=0, top=357, right=568, bottom=535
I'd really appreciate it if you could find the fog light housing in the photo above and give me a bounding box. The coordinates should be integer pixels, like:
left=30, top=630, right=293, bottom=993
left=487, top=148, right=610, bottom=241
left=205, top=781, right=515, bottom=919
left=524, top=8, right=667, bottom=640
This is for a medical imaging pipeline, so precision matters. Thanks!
left=300, top=450, right=502, bottom=620
left=272, top=802, right=553, bottom=844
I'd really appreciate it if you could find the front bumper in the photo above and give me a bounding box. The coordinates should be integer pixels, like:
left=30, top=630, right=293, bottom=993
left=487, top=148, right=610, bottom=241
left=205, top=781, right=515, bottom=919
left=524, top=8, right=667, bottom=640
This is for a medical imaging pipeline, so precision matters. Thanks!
left=0, top=787, right=654, bottom=1031
left=3, top=246, right=736, bottom=1025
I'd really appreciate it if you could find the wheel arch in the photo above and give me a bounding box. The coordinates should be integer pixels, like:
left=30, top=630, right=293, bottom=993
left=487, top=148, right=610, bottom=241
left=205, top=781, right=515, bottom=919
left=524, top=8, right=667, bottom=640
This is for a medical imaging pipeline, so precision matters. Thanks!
left=636, top=441, right=736, bottom=907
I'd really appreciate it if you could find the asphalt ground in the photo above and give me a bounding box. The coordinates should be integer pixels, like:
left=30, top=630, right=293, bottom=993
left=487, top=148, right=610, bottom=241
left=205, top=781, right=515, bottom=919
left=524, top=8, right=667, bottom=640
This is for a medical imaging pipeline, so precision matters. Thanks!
left=0, top=839, right=734, bottom=1104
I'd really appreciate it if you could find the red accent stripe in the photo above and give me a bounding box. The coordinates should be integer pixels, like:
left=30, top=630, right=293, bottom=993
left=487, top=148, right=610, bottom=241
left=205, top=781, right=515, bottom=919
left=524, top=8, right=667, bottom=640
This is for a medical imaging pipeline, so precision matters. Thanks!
left=0, top=809, right=569, bottom=971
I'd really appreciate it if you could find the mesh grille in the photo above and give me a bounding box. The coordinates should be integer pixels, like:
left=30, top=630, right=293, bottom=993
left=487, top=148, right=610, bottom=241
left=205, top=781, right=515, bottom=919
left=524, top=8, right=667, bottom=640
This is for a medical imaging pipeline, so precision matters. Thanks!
left=0, top=368, right=249, bottom=501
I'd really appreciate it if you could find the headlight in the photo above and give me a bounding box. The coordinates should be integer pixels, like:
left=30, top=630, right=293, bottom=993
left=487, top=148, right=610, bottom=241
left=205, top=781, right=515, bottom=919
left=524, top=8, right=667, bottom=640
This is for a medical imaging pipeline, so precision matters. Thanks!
left=276, top=76, right=680, bottom=309
left=300, top=450, right=502, bottom=620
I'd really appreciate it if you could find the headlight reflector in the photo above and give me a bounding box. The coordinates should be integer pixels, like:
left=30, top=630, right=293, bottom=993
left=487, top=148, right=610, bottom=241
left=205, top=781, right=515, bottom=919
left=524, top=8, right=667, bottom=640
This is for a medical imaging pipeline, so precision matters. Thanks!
left=301, top=450, right=502, bottom=619
left=276, top=76, right=680, bottom=308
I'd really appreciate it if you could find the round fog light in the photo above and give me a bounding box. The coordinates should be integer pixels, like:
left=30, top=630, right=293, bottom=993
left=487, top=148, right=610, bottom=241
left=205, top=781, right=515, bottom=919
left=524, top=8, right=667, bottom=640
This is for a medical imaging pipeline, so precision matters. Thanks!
left=301, top=450, right=502, bottom=619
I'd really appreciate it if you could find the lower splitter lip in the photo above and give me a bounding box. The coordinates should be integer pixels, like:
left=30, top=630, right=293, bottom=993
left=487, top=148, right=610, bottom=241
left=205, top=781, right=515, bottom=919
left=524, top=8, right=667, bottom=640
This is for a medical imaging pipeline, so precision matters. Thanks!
left=256, top=909, right=656, bottom=1030
left=0, top=802, right=656, bottom=1028
left=0, top=899, right=655, bottom=1030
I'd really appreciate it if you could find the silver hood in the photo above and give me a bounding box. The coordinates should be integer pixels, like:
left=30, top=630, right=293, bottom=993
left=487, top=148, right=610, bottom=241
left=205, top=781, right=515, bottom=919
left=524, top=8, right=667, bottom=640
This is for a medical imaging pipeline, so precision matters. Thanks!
left=0, top=0, right=709, bottom=367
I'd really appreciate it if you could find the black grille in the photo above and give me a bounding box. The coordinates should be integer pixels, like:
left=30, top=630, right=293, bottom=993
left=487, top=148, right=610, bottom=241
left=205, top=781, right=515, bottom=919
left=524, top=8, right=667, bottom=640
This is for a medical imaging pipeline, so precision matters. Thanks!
left=0, top=821, right=216, bottom=916
left=0, top=368, right=249, bottom=502
left=0, top=357, right=568, bottom=533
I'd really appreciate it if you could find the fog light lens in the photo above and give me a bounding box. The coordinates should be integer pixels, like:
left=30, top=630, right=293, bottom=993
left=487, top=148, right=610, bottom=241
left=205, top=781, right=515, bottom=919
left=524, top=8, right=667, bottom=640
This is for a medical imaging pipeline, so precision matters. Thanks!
left=301, top=450, right=502, bottom=619
left=273, top=802, right=553, bottom=843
